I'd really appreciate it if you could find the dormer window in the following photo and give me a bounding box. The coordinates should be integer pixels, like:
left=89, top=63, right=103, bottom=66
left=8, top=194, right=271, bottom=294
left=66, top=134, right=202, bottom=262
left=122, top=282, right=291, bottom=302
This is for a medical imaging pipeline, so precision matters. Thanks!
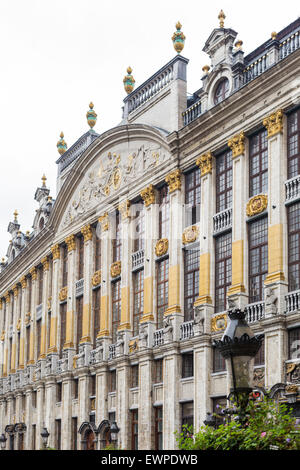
left=214, top=78, right=229, bottom=105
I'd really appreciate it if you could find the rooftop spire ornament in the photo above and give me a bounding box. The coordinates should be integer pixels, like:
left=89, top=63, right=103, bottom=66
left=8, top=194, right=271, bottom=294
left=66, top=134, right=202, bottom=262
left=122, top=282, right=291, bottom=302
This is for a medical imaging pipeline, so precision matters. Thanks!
left=172, top=22, right=185, bottom=54
left=41, top=174, right=47, bottom=187
left=13, top=210, right=18, bottom=222
left=57, top=132, right=67, bottom=155
left=86, top=102, right=97, bottom=129
left=123, top=67, right=135, bottom=95
left=218, top=10, right=226, bottom=28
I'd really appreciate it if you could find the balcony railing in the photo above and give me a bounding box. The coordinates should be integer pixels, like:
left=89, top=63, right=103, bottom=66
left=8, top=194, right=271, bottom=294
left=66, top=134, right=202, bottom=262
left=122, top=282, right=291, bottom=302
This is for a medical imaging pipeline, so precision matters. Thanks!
left=245, top=302, right=265, bottom=323
left=75, top=278, right=84, bottom=297
left=285, top=175, right=300, bottom=203
left=180, top=321, right=194, bottom=340
left=243, top=54, right=268, bottom=85
left=285, top=289, right=300, bottom=314
left=279, top=31, right=300, bottom=60
left=213, top=207, right=232, bottom=234
left=183, top=100, right=202, bottom=126
left=132, top=249, right=144, bottom=271
left=153, top=329, right=164, bottom=347
left=109, top=344, right=116, bottom=360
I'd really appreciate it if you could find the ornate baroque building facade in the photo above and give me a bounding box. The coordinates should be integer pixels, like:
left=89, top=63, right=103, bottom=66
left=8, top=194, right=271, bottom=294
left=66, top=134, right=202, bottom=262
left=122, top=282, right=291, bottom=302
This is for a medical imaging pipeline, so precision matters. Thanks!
left=1, top=12, right=300, bottom=450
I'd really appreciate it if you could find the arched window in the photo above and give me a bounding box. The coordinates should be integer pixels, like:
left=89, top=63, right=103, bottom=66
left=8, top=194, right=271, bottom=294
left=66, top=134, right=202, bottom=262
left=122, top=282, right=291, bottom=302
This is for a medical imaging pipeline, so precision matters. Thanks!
left=39, top=218, right=44, bottom=231
left=214, top=78, right=229, bottom=105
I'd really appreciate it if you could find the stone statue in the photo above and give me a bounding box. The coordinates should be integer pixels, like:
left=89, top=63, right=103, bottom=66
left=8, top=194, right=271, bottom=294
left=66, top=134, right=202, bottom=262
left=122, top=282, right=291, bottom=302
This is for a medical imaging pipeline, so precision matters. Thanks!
left=45, top=356, right=52, bottom=375
left=35, top=361, right=41, bottom=381
left=194, top=306, right=205, bottom=335
left=94, top=341, right=104, bottom=363
left=116, top=332, right=125, bottom=356
left=227, top=297, right=238, bottom=313
left=163, top=316, right=173, bottom=343
left=265, top=287, right=278, bottom=315
left=76, top=346, right=86, bottom=368
left=139, top=325, right=148, bottom=348
left=23, top=368, right=29, bottom=385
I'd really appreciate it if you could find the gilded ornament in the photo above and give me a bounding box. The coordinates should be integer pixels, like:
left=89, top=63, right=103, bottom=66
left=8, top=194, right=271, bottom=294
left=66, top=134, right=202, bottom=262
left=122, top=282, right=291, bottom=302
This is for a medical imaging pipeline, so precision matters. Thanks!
left=41, top=174, right=47, bottom=187
left=202, top=65, right=210, bottom=75
left=165, top=169, right=182, bottom=193
left=47, top=297, right=52, bottom=311
left=285, top=384, right=298, bottom=394
left=81, top=224, right=93, bottom=242
left=57, top=132, right=67, bottom=155
left=140, top=184, right=155, bottom=207
left=92, top=270, right=101, bottom=287
left=172, top=21, right=185, bottom=54
left=211, top=313, right=227, bottom=332
left=4, top=291, right=11, bottom=303
left=228, top=132, right=245, bottom=158
left=235, top=40, right=243, bottom=50
left=218, top=9, right=226, bottom=28
left=98, top=212, right=109, bottom=231
left=41, top=256, right=49, bottom=272
left=51, top=244, right=60, bottom=260
left=246, top=194, right=268, bottom=217
left=16, top=318, right=21, bottom=331
left=113, top=168, right=122, bottom=190
left=129, top=339, right=139, bottom=354
left=182, top=226, right=199, bottom=245
left=65, top=234, right=76, bottom=252
left=30, top=267, right=37, bottom=281
left=123, top=67, right=136, bottom=95
left=196, top=152, right=213, bottom=176
left=13, top=284, right=19, bottom=298
left=0, top=330, right=5, bottom=341
left=86, top=102, right=97, bottom=129
left=110, top=261, right=121, bottom=278
left=20, top=275, right=27, bottom=289
left=155, top=238, right=169, bottom=257
left=59, top=286, right=68, bottom=302
left=25, top=312, right=31, bottom=325
left=118, top=200, right=131, bottom=220
left=90, top=398, right=96, bottom=411
left=271, top=31, right=277, bottom=40
left=286, top=363, right=297, bottom=375
left=13, top=209, right=18, bottom=222
left=263, top=109, right=283, bottom=138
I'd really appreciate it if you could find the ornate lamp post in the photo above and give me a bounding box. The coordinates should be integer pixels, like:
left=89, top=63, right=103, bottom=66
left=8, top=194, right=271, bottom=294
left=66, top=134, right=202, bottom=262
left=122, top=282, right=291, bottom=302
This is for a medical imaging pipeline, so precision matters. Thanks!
left=0, top=433, right=7, bottom=450
left=40, top=426, right=50, bottom=449
left=214, top=309, right=263, bottom=424
left=110, top=421, right=119, bottom=448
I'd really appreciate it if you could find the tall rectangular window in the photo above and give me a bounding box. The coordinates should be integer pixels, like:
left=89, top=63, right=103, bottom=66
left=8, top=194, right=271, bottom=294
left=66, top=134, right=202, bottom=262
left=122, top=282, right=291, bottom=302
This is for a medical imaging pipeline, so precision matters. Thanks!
left=109, top=370, right=116, bottom=392
left=158, top=185, right=170, bottom=239
left=181, top=402, right=194, bottom=432
left=76, top=296, right=83, bottom=350
left=182, top=352, right=194, bottom=378
left=213, top=347, right=226, bottom=372
left=156, top=259, right=169, bottom=329
left=113, top=211, right=122, bottom=262
left=133, top=203, right=145, bottom=252
left=249, top=217, right=268, bottom=303
left=26, top=326, right=30, bottom=364
left=78, top=235, right=84, bottom=280
left=28, top=277, right=32, bottom=313
left=216, top=150, right=233, bottom=213
left=38, top=267, right=43, bottom=305
left=133, top=270, right=144, bottom=336
left=249, top=129, right=268, bottom=197
left=154, top=359, right=163, bottom=383
left=185, top=167, right=201, bottom=225
left=93, top=287, right=101, bottom=347
left=95, top=234, right=101, bottom=272
left=254, top=336, right=265, bottom=366
left=72, top=417, right=78, bottom=451
left=215, top=232, right=232, bottom=313
left=62, top=244, right=68, bottom=287
left=154, top=407, right=163, bottom=450
left=184, top=247, right=200, bottom=321
left=36, top=319, right=41, bottom=359
left=131, top=365, right=139, bottom=388
left=288, top=202, right=300, bottom=291
left=131, top=410, right=138, bottom=450
left=55, top=419, right=61, bottom=450
left=288, top=108, right=300, bottom=179
left=60, top=303, right=67, bottom=353
left=112, top=280, right=121, bottom=342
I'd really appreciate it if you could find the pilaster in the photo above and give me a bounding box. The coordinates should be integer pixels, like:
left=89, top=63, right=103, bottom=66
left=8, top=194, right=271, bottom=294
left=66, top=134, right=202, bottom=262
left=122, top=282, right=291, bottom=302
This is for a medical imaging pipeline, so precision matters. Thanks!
left=19, top=276, right=27, bottom=370
left=138, top=351, right=153, bottom=449
left=80, top=224, right=93, bottom=344
left=162, top=346, right=181, bottom=450
left=98, top=213, right=110, bottom=338
left=116, top=359, right=130, bottom=449
left=28, top=268, right=37, bottom=365
left=48, top=244, right=61, bottom=353
left=64, top=235, right=76, bottom=350
left=194, top=336, right=212, bottom=431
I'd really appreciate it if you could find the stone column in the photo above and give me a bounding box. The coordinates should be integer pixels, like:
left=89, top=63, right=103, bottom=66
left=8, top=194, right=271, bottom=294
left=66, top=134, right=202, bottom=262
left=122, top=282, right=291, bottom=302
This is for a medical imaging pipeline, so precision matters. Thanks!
left=78, top=367, right=90, bottom=429
left=97, top=213, right=111, bottom=355
left=227, top=132, right=248, bottom=308
left=262, top=316, right=287, bottom=387
left=28, top=268, right=37, bottom=365
left=96, top=365, right=108, bottom=424
left=162, top=346, right=181, bottom=450
left=137, top=351, right=153, bottom=449
left=44, top=377, right=56, bottom=449
left=64, top=235, right=76, bottom=350
left=194, top=337, right=212, bottom=431
left=61, top=372, right=73, bottom=449
left=11, top=285, right=19, bottom=373
left=116, top=358, right=130, bottom=449
left=36, top=382, right=44, bottom=449
left=24, top=386, right=33, bottom=449
left=165, top=170, right=184, bottom=339
left=18, top=276, right=28, bottom=370
left=80, top=224, right=93, bottom=345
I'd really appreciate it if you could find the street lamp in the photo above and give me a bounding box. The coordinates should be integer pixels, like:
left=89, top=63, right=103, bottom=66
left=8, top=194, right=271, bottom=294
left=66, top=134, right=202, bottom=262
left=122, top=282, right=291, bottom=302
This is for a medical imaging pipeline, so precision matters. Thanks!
left=0, top=433, right=7, bottom=450
left=40, top=426, right=50, bottom=449
left=214, top=308, right=263, bottom=423
left=110, top=421, right=119, bottom=448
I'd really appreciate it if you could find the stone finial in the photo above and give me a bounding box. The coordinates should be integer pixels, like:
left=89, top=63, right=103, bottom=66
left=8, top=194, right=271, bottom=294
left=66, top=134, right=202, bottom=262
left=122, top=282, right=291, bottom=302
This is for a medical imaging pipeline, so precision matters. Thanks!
left=235, top=40, right=243, bottom=50
left=41, top=174, right=47, bottom=187
left=57, top=132, right=67, bottom=155
left=13, top=210, right=18, bottom=222
left=86, top=102, right=97, bottom=129
left=123, top=67, right=135, bottom=95
left=218, top=9, right=226, bottom=28
left=271, top=31, right=277, bottom=40
left=172, top=21, right=185, bottom=54
left=202, top=65, right=210, bottom=75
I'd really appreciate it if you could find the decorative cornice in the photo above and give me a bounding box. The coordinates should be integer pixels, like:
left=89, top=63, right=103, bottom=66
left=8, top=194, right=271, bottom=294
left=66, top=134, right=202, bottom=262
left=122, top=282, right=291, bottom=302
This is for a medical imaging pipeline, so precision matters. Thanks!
left=81, top=224, right=93, bottom=242
left=110, top=261, right=121, bottom=278
left=30, top=267, right=37, bottom=281
left=20, top=276, right=27, bottom=290
left=196, top=152, right=213, bottom=176
left=92, top=270, right=101, bottom=287
left=41, top=256, right=49, bottom=272
left=118, top=200, right=131, bottom=220
left=98, top=212, right=109, bottom=231
left=246, top=194, right=268, bottom=217
left=59, top=286, right=68, bottom=302
left=140, top=184, right=155, bottom=207
left=165, top=169, right=182, bottom=193
left=182, top=226, right=199, bottom=245
left=263, top=109, right=283, bottom=138
left=155, top=238, right=169, bottom=257
left=51, top=244, right=60, bottom=260
left=228, top=131, right=245, bottom=158
left=65, top=234, right=76, bottom=252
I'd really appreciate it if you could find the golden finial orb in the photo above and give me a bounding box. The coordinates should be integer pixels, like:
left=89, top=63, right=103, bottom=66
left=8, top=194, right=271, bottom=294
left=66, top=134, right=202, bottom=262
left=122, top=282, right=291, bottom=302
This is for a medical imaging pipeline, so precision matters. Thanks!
left=42, top=174, right=47, bottom=187
left=123, top=67, right=135, bottom=95
left=172, top=21, right=185, bottom=54
left=13, top=210, right=18, bottom=222
left=235, top=40, right=243, bottom=50
left=57, top=132, right=67, bottom=155
left=202, top=65, right=211, bottom=75
left=271, top=32, right=277, bottom=40
left=86, top=102, right=97, bottom=129
left=218, top=10, right=226, bottom=28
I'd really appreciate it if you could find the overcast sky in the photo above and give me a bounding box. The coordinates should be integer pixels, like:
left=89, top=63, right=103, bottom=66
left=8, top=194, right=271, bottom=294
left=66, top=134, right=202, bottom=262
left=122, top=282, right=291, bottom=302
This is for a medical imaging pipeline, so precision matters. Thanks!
left=0, top=0, right=299, bottom=258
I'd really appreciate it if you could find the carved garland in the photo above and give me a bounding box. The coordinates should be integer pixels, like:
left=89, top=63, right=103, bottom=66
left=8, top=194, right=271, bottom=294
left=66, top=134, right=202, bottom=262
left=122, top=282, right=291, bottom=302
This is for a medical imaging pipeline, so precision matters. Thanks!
left=246, top=194, right=268, bottom=217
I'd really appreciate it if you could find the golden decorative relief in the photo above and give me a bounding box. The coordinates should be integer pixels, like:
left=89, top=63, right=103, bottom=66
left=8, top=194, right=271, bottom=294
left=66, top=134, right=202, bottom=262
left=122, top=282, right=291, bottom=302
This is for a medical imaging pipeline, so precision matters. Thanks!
left=228, top=132, right=245, bottom=158
left=0, top=330, right=5, bottom=341
left=90, top=398, right=96, bottom=411
left=47, top=297, right=52, bottom=311
left=25, top=312, right=31, bottom=325
left=16, top=318, right=21, bottom=331
left=65, top=234, right=76, bottom=252
left=41, top=256, right=49, bottom=272
left=140, top=184, right=155, bottom=207
left=285, top=384, right=298, bottom=394
left=51, top=244, right=60, bottom=260
left=0, top=299, right=2, bottom=309
left=211, top=314, right=227, bottom=332
left=110, top=261, right=121, bottom=278
left=59, top=286, right=68, bottom=302
left=196, top=152, right=213, bottom=176
left=129, top=339, right=139, bottom=354
left=13, top=284, right=19, bottom=298
left=118, top=200, right=131, bottom=220
left=182, top=226, right=199, bottom=245
left=113, top=168, right=122, bottom=190
left=20, top=275, right=27, bottom=289
left=98, top=212, right=109, bottom=231
left=263, top=109, right=283, bottom=138
left=286, top=363, right=297, bottom=375
left=155, top=238, right=169, bottom=257
left=165, top=169, right=182, bottom=193
left=246, top=194, right=268, bottom=217
left=4, top=291, right=11, bottom=303
left=92, top=270, right=101, bottom=287
left=81, top=224, right=93, bottom=242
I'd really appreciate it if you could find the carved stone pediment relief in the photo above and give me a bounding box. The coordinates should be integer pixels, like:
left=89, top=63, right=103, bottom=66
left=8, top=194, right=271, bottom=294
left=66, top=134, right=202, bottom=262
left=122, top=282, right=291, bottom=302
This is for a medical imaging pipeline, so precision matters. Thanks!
left=61, top=142, right=169, bottom=229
